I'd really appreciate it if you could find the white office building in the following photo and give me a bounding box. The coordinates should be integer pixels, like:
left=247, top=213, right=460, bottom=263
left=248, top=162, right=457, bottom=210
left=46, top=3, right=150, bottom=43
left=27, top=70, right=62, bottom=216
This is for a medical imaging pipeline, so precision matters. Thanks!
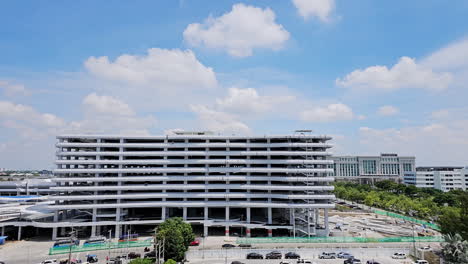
left=49, top=131, right=335, bottom=239
left=332, top=154, right=415, bottom=184
left=414, top=167, right=467, bottom=192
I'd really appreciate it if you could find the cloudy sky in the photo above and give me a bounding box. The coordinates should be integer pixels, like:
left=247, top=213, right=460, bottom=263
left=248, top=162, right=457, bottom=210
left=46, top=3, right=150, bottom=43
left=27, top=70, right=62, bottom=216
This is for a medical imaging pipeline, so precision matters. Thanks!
left=1, top=0, right=468, bottom=169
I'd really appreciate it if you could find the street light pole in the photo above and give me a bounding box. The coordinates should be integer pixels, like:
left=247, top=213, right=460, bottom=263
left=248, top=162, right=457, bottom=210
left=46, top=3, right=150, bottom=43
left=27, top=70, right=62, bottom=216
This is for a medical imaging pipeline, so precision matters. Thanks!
left=68, top=228, right=76, bottom=264
left=108, top=229, right=112, bottom=262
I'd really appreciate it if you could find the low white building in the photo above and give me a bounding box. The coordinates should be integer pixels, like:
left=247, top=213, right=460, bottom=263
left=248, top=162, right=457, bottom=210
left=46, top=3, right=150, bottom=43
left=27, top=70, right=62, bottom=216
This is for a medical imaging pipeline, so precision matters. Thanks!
left=332, top=154, right=415, bottom=184
left=415, top=167, right=466, bottom=192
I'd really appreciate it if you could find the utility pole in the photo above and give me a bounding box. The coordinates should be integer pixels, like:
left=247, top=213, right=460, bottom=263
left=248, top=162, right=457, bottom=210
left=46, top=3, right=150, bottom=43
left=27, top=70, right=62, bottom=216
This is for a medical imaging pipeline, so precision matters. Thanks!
left=108, top=229, right=112, bottom=262
left=68, top=228, right=76, bottom=264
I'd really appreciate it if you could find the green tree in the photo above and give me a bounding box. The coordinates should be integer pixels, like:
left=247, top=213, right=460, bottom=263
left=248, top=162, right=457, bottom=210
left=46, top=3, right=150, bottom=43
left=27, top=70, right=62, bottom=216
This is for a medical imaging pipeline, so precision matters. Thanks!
left=129, top=258, right=154, bottom=264
left=164, top=259, right=177, bottom=264
left=441, top=234, right=468, bottom=264
left=439, top=192, right=468, bottom=240
left=156, top=217, right=195, bottom=261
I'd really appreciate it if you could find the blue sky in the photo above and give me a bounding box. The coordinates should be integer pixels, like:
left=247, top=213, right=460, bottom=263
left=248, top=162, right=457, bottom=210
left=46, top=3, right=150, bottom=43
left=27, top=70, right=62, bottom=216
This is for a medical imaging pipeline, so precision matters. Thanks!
left=1, top=0, right=468, bottom=169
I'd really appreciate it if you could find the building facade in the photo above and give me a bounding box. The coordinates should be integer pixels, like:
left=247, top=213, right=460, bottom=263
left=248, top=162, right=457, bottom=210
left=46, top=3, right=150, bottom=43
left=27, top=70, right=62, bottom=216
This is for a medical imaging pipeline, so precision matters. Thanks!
left=332, top=154, right=415, bottom=184
left=50, top=132, right=335, bottom=239
left=413, top=166, right=467, bottom=192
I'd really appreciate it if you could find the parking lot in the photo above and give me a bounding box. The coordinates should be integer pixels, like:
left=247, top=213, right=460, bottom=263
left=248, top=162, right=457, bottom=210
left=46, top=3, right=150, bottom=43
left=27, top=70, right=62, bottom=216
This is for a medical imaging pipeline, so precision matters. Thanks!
left=189, top=258, right=412, bottom=264
left=0, top=238, right=148, bottom=264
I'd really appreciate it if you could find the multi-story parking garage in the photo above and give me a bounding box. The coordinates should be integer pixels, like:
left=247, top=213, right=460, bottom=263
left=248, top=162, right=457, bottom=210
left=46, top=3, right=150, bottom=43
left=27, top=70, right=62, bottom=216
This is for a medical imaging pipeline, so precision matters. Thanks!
left=49, top=131, right=335, bottom=239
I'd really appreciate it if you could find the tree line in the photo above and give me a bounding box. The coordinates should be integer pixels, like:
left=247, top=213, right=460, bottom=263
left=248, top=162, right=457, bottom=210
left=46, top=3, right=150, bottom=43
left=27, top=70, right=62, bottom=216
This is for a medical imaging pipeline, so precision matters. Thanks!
left=333, top=180, right=468, bottom=241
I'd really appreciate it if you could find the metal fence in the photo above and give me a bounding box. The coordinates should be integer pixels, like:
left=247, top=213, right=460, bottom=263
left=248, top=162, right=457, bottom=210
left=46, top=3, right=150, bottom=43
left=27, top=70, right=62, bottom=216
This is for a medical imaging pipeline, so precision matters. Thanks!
left=236, top=236, right=444, bottom=244
left=49, top=240, right=152, bottom=255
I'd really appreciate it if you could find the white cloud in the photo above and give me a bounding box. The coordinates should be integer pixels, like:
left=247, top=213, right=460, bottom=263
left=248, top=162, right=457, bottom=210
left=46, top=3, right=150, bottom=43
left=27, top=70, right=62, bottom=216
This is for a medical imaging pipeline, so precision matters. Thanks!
left=83, top=93, right=135, bottom=116
left=357, top=121, right=468, bottom=165
left=84, top=48, right=217, bottom=89
left=0, top=101, right=65, bottom=128
left=336, top=56, right=453, bottom=91
left=190, top=105, right=250, bottom=134
left=377, top=105, right=399, bottom=116
left=216, top=87, right=295, bottom=115
left=300, top=103, right=354, bottom=122
left=0, top=80, right=31, bottom=97
left=292, top=0, right=335, bottom=22
left=422, top=38, right=468, bottom=71
left=68, top=94, right=156, bottom=135
left=183, top=3, right=290, bottom=57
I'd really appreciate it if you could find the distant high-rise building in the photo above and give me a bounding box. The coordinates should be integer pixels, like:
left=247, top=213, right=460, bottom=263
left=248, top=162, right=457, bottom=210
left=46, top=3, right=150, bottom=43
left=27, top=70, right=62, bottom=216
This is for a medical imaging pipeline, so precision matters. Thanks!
left=332, top=154, right=416, bottom=184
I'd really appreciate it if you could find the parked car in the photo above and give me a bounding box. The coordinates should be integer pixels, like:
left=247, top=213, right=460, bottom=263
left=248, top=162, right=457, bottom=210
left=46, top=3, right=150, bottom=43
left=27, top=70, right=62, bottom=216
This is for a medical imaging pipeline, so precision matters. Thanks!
left=413, top=261, right=429, bottom=264
left=366, top=261, right=380, bottom=264
left=338, top=252, right=354, bottom=259
left=86, top=255, right=98, bottom=263
left=144, top=251, right=156, bottom=258
left=265, top=251, right=282, bottom=259
left=344, top=258, right=361, bottom=264
left=238, top=243, right=251, bottom=248
left=246, top=252, right=263, bottom=259
left=231, top=261, right=245, bottom=264
left=222, top=243, right=236, bottom=248
left=319, top=252, right=337, bottom=259
left=190, top=240, right=200, bottom=246
left=391, top=252, right=407, bottom=259
left=280, top=261, right=292, bottom=264
left=285, top=252, right=300, bottom=259
left=127, top=252, right=141, bottom=259
left=419, top=246, right=432, bottom=251
left=42, top=260, right=58, bottom=264
left=296, top=259, right=314, bottom=264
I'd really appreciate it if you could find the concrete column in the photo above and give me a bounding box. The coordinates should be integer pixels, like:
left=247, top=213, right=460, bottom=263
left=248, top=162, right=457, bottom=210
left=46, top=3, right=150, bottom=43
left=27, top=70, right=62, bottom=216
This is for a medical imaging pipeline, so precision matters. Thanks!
left=315, top=209, right=320, bottom=227
left=96, top=225, right=101, bottom=237
left=91, top=208, right=97, bottom=237
left=1, top=226, right=4, bottom=236
left=204, top=207, right=208, bottom=220
left=115, top=225, right=120, bottom=239
left=162, top=207, right=166, bottom=220
left=203, top=225, right=208, bottom=237
left=246, top=208, right=251, bottom=223
left=324, top=208, right=329, bottom=235
left=183, top=207, right=187, bottom=221
left=267, top=208, right=272, bottom=224
left=17, top=226, right=22, bottom=241
left=52, top=227, right=57, bottom=240
left=225, top=207, right=230, bottom=236
left=115, top=207, right=121, bottom=238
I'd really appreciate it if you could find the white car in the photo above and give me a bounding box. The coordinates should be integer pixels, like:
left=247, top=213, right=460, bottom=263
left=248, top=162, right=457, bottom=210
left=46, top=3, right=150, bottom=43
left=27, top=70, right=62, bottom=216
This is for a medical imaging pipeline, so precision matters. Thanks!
left=280, top=261, right=292, bottom=264
left=413, top=260, right=429, bottom=264
left=392, top=252, right=407, bottom=259
left=297, top=259, right=315, bottom=264
left=42, top=260, right=57, bottom=264
left=419, top=246, right=432, bottom=251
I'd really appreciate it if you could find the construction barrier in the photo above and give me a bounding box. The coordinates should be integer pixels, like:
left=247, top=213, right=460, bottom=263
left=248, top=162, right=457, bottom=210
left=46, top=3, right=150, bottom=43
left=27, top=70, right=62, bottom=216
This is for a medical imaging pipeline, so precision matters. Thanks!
left=372, top=209, right=441, bottom=231
left=236, top=236, right=444, bottom=244
left=49, top=240, right=152, bottom=255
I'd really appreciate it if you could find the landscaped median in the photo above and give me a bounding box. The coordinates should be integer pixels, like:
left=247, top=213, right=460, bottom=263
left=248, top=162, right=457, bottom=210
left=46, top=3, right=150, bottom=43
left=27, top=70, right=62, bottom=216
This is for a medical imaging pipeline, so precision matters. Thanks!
left=49, top=239, right=152, bottom=255
left=236, top=236, right=444, bottom=244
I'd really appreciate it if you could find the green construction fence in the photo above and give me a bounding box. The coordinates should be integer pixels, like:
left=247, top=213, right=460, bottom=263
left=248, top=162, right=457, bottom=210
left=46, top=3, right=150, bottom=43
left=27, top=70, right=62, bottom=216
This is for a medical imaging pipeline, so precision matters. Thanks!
left=237, top=236, right=444, bottom=244
left=372, top=209, right=441, bottom=231
left=49, top=240, right=152, bottom=255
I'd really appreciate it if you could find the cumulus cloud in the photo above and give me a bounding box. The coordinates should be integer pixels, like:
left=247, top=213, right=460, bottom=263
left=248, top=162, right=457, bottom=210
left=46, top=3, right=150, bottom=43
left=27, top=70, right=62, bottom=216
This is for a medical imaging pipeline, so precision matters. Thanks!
left=0, top=80, right=31, bottom=97
left=84, top=48, right=217, bottom=89
left=422, top=38, right=468, bottom=71
left=300, top=103, right=354, bottom=122
left=0, top=101, right=65, bottom=128
left=377, top=105, right=399, bottom=116
left=216, top=87, right=295, bottom=115
left=292, top=0, right=335, bottom=22
left=336, top=57, right=453, bottom=91
left=83, top=93, right=135, bottom=116
left=190, top=105, right=250, bottom=134
left=69, top=93, right=156, bottom=135
left=183, top=3, right=290, bottom=57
